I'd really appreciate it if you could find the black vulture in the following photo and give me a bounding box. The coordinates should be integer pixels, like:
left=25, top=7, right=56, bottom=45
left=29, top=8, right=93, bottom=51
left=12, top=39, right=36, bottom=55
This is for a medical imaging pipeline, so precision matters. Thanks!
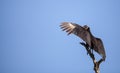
left=60, top=22, right=106, bottom=61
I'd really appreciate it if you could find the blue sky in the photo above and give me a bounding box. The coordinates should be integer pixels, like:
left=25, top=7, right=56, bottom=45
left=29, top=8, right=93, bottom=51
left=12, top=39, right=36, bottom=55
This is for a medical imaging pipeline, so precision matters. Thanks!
left=1, top=0, right=120, bottom=73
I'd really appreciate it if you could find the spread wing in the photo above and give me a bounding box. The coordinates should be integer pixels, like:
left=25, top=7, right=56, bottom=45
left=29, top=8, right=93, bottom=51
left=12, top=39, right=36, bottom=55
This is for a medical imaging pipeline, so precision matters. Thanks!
left=60, top=22, right=92, bottom=47
left=95, top=38, right=106, bottom=60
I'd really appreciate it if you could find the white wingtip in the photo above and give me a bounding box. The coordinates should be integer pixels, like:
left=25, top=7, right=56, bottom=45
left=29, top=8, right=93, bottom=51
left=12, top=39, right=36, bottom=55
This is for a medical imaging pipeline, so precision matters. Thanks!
left=68, top=22, right=76, bottom=29
left=60, top=22, right=76, bottom=35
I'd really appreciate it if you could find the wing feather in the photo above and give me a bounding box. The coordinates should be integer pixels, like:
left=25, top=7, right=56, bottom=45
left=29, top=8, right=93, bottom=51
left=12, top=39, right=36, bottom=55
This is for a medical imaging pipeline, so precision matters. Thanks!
left=95, top=38, right=106, bottom=60
left=92, top=37, right=106, bottom=60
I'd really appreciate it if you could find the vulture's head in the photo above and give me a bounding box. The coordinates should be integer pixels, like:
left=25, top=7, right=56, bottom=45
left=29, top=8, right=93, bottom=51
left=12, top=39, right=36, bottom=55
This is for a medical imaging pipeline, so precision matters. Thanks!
left=83, top=25, right=90, bottom=30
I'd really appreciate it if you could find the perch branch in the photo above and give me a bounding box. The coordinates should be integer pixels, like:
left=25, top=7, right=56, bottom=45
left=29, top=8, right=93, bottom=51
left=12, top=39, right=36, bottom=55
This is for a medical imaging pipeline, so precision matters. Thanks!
left=80, top=42, right=104, bottom=73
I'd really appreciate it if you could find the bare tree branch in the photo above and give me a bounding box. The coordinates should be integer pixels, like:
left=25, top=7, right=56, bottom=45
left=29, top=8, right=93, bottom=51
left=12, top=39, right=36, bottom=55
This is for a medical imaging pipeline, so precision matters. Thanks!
left=80, top=42, right=104, bottom=73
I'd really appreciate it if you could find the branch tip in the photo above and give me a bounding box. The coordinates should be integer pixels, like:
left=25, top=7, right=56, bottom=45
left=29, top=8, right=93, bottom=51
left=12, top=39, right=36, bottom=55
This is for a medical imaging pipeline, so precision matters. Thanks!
left=80, top=42, right=103, bottom=73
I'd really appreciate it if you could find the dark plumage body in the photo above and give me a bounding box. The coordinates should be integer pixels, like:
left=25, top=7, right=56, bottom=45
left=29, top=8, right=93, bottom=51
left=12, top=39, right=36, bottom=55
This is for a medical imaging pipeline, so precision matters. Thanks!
left=60, top=22, right=106, bottom=61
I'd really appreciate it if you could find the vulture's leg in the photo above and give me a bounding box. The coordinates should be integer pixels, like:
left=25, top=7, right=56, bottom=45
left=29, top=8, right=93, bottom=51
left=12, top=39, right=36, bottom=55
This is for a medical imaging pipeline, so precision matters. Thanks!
left=91, top=49, right=94, bottom=54
left=90, top=42, right=94, bottom=54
